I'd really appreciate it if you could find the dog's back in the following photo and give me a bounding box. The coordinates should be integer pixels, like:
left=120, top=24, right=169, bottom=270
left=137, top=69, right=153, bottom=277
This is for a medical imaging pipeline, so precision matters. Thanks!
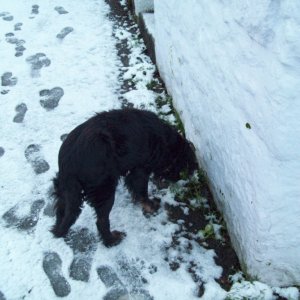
left=58, top=109, right=177, bottom=178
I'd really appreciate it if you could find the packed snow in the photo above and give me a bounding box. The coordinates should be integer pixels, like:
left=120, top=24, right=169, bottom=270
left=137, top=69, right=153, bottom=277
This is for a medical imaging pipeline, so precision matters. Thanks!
left=0, top=0, right=298, bottom=299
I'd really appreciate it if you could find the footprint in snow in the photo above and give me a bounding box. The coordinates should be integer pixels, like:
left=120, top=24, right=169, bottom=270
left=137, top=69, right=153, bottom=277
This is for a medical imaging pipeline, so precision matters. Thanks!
left=54, top=6, right=69, bottom=15
left=1, top=72, right=17, bottom=87
left=43, top=187, right=56, bottom=218
left=30, top=4, right=39, bottom=17
left=5, top=33, right=25, bottom=48
left=39, top=87, right=64, bottom=110
left=97, top=265, right=129, bottom=300
left=14, top=22, right=23, bottom=31
left=26, top=53, right=51, bottom=77
left=0, top=12, right=13, bottom=21
left=25, top=144, right=50, bottom=174
left=98, top=257, right=153, bottom=300
left=5, top=33, right=26, bottom=57
left=2, top=199, right=45, bottom=231
left=64, top=227, right=98, bottom=282
left=15, top=44, right=26, bottom=57
left=13, top=103, right=28, bottom=123
left=0, top=147, right=4, bottom=157
left=117, top=256, right=153, bottom=299
left=0, top=291, right=6, bottom=300
left=56, top=27, right=74, bottom=40
left=43, top=252, right=71, bottom=297
left=5, top=32, right=25, bottom=45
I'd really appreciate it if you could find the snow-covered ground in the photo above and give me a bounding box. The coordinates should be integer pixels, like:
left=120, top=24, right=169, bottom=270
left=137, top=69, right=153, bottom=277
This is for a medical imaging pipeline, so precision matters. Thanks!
left=0, top=1, right=299, bottom=299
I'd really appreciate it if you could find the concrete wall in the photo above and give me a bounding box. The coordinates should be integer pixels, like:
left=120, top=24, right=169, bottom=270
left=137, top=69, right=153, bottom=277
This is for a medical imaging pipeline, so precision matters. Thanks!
left=154, top=0, right=300, bottom=286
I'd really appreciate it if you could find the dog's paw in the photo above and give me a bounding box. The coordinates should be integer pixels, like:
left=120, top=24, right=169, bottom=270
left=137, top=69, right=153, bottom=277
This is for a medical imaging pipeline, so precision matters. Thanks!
left=142, top=198, right=161, bottom=217
left=153, top=177, right=170, bottom=190
left=103, top=231, right=126, bottom=248
left=51, top=226, right=68, bottom=238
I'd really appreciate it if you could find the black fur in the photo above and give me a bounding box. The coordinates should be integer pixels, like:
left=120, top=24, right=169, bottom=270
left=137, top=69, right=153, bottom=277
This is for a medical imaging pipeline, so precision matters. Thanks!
left=52, top=108, right=198, bottom=247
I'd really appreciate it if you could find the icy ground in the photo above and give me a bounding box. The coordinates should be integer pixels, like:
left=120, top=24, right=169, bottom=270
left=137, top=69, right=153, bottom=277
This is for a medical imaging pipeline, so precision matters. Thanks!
left=0, top=1, right=299, bottom=299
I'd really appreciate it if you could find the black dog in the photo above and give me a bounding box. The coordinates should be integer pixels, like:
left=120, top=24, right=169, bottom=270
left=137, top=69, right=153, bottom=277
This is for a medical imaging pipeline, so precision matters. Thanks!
left=52, top=108, right=198, bottom=247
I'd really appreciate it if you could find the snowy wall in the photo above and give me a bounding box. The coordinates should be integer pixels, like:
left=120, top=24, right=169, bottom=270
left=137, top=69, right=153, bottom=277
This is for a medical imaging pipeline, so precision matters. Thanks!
left=133, top=0, right=153, bottom=14
left=154, top=0, right=300, bottom=286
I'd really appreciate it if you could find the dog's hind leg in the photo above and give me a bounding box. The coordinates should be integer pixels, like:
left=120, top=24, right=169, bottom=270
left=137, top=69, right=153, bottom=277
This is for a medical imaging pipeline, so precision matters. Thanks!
left=94, top=198, right=126, bottom=247
left=89, top=179, right=126, bottom=247
left=52, top=185, right=83, bottom=238
left=125, top=168, right=160, bottom=214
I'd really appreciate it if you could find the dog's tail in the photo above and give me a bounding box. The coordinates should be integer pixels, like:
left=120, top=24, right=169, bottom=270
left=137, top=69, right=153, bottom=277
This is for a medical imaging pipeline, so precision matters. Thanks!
left=52, top=173, right=60, bottom=197
left=51, top=173, right=83, bottom=238
left=52, top=173, right=62, bottom=209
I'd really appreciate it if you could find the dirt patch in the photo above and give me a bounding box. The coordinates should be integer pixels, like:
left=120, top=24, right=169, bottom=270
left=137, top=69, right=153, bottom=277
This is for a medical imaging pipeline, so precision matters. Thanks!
left=163, top=177, right=240, bottom=292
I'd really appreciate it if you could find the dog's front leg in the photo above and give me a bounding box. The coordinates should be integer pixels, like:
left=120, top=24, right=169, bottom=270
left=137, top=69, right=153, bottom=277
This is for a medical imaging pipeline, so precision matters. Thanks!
left=91, top=189, right=126, bottom=247
left=125, top=168, right=160, bottom=215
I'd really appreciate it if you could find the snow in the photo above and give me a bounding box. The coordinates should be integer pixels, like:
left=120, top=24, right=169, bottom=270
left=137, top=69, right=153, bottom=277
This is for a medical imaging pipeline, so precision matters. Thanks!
left=142, top=13, right=155, bottom=38
left=132, top=0, right=154, bottom=15
left=154, top=0, right=300, bottom=287
left=0, top=0, right=299, bottom=299
left=0, top=1, right=222, bottom=299
left=228, top=281, right=275, bottom=300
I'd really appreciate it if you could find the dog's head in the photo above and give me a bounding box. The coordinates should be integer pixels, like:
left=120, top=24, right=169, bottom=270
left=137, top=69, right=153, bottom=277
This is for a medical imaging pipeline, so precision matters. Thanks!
left=160, top=137, right=198, bottom=182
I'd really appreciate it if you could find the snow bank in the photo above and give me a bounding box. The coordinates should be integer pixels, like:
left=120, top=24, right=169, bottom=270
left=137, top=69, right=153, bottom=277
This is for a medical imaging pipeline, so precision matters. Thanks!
left=154, top=0, right=300, bottom=286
